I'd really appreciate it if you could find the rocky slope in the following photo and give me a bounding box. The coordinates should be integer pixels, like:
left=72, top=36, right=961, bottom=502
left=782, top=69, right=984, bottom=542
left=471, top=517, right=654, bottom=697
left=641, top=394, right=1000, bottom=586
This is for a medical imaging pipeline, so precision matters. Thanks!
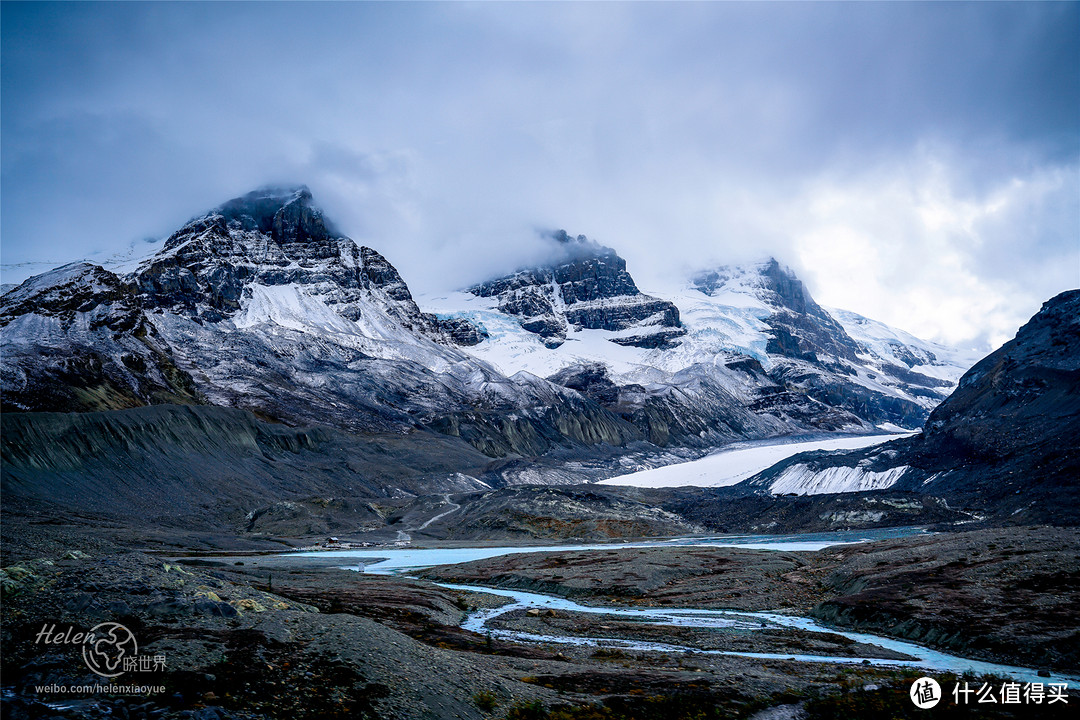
left=0, top=404, right=504, bottom=549
left=739, top=289, right=1080, bottom=523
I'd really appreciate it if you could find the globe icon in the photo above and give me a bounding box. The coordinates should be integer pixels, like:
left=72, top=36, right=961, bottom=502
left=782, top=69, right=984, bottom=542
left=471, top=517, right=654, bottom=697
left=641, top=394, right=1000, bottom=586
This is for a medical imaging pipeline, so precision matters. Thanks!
left=82, top=622, right=138, bottom=677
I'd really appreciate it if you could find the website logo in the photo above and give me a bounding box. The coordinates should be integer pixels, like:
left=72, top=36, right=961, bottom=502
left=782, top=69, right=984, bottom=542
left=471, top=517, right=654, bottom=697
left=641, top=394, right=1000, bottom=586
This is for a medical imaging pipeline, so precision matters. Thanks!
left=81, top=622, right=138, bottom=678
left=910, top=677, right=941, bottom=709
left=34, top=622, right=161, bottom=678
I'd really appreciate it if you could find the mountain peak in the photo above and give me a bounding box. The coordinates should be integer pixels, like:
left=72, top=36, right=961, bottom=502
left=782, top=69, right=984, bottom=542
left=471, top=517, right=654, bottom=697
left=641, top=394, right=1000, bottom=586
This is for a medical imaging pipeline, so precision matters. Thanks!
left=212, top=185, right=337, bottom=244
left=544, top=228, right=617, bottom=264
left=758, top=258, right=819, bottom=317
left=550, top=228, right=588, bottom=245
left=692, top=259, right=823, bottom=319
left=466, top=228, right=684, bottom=348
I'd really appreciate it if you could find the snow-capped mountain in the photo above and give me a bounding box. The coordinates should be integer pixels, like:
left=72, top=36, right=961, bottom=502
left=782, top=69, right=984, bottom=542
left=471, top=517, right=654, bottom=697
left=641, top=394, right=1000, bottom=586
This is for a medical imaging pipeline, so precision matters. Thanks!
left=736, top=289, right=1080, bottom=523
left=0, top=188, right=645, bottom=465
left=827, top=306, right=980, bottom=386
left=422, top=250, right=971, bottom=432
left=467, top=230, right=685, bottom=350
left=1, top=187, right=976, bottom=484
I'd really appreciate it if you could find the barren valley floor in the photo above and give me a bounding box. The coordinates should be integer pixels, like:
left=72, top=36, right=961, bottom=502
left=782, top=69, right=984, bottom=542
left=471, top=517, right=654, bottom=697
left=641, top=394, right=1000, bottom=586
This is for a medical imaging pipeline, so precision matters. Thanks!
left=2, top=524, right=1077, bottom=719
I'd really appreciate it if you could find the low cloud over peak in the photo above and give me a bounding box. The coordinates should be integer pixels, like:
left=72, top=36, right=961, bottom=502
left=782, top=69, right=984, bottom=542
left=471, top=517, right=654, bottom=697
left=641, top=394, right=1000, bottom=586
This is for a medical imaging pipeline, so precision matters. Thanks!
left=2, top=2, right=1076, bottom=352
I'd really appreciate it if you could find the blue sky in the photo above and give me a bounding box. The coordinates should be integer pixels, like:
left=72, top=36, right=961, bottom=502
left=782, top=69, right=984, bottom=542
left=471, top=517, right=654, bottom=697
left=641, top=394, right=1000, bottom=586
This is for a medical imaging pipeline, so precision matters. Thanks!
left=2, top=1, right=1077, bottom=350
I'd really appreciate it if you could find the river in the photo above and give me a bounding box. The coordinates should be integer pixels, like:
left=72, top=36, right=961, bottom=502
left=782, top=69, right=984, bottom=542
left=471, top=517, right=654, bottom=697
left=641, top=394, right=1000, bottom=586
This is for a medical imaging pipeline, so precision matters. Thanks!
left=288, top=528, right=1076, bottom=687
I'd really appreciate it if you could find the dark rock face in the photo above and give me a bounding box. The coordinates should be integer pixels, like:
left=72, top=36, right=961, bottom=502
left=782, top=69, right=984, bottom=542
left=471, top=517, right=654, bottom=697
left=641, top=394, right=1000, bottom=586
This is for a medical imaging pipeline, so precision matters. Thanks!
left=0, top=263, right=150, bottom=341
left=901, top=289, right=1080, bottom=506
left=359, top=245, right=412, bottom=300
left=434, top=316, right=487, bottom=346
left=135, top=188, right=436, bottom=331
left=888, top=341, right=937, bottom=369
left=0, top=264, right=204, bottom=413
left=469, top=231, right=685, bottom=349
left=271, top=187, right=333, bottom=244
left=745, top=290, right=1080, bottom=524
left=543, top=361, right=846, bottom=449
left=922, top=289, right=1080, bottom=447
left=547, top=363, right=621, bottom=406
left=81, top=186, right=484, bottom=349
left=217, top=186, right=328, bottom=232
left=211, top=185, right=337, bottom=244
left=607, top=328, right=685, bottom=350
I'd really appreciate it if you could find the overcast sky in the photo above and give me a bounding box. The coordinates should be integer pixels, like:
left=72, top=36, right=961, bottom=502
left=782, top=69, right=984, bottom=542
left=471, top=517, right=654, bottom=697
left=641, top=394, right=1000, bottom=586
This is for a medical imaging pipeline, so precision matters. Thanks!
left=2, top=1, right=1077, bottom=351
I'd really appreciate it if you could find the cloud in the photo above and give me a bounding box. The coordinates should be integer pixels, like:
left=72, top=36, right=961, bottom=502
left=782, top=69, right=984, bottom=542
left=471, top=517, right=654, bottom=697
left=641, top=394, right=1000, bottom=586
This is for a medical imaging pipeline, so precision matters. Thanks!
left=783, top=151, right=1078, bottom=349
left=1, top=2, right=1076, bottom=350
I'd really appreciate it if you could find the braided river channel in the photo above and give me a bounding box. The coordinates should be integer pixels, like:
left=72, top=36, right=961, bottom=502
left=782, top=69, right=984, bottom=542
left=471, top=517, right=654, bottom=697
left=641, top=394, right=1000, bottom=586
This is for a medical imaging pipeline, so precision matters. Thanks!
left=292, top=528, right=1076, bottom=687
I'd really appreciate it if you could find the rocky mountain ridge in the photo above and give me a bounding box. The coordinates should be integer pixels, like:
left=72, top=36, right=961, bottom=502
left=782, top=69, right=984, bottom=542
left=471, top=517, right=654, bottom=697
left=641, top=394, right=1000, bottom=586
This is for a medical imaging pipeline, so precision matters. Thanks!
left=2, top=186, right=971, bottom=479
left=2, top=189, right=656, bottom=463
left=134, top=186, right=484, bottom=344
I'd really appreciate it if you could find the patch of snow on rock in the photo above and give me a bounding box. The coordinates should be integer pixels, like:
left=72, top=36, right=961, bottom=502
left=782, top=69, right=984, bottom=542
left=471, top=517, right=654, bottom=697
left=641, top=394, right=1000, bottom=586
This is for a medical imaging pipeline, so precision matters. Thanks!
left=769, top=464, right=909, bottom=496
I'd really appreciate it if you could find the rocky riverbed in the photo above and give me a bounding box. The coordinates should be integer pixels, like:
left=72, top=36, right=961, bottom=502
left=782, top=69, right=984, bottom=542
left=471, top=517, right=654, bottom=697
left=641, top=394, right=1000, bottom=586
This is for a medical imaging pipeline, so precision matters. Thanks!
left=2, top=526, right=1077, bottom=719
left=422, top=526, right=1080, bottom=675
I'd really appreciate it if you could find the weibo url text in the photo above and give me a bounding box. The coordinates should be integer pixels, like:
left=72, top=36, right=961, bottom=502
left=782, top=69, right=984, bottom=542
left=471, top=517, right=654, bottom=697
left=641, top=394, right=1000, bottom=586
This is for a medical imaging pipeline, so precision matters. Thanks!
left=34, top=684, right=166, bottom=696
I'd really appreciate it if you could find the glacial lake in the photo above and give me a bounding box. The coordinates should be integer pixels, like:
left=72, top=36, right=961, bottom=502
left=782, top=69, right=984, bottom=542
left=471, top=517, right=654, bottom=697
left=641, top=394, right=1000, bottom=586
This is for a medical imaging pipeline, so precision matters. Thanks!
left=290, top=525, right=929, bottom=572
